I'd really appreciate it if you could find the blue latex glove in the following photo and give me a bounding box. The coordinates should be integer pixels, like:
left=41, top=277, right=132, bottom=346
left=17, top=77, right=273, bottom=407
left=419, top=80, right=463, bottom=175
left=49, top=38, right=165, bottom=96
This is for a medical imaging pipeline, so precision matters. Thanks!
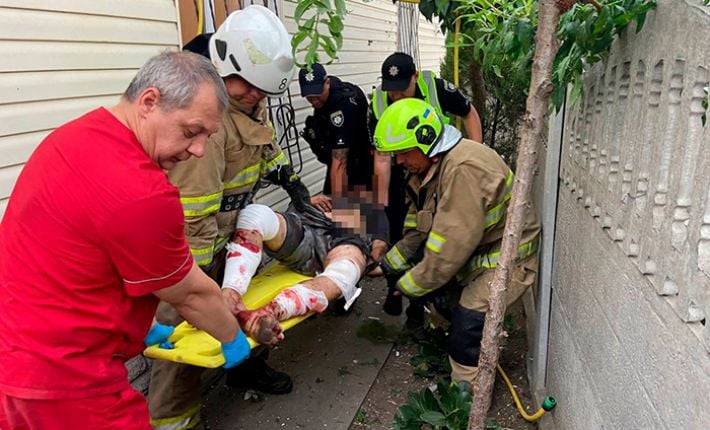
left=221, top=329, right=250, bottom=369
left=144, top=322, right=175, bottom=347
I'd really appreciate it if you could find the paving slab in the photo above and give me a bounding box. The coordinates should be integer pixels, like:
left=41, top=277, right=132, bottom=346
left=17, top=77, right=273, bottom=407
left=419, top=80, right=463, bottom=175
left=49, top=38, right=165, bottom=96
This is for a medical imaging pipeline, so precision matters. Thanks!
left=200, top=278, right=404, bottom=430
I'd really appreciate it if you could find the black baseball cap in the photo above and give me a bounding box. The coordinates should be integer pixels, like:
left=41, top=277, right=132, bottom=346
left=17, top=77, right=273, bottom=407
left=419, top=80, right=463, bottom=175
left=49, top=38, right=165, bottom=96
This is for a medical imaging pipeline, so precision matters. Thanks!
left=381, top=52, right=416, bottom=91
left=298, top=63, right=327, bottom=97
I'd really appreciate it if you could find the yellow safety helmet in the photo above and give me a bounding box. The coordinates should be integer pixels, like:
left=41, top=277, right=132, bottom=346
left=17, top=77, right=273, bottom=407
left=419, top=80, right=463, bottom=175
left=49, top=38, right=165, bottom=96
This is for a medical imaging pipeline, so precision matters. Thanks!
left=373, top=98, right=443, bottom=155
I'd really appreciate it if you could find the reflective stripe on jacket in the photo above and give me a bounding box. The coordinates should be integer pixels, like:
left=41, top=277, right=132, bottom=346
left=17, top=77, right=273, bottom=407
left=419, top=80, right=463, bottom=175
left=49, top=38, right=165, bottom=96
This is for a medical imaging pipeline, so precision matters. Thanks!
left=387, top=138, right=541, bottom=297
left=168, top=99, right=289, bottom=267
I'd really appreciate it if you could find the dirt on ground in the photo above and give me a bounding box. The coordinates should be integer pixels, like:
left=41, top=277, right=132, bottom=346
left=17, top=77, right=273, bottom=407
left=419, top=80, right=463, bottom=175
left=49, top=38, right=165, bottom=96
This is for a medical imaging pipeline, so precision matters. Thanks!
left=349, top=300, right=538, bottom=430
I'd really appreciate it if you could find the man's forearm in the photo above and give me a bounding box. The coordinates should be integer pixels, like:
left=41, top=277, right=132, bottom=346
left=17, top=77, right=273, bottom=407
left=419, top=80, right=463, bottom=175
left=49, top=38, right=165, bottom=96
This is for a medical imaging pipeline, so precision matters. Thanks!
left=373, top=152, right=391, bottom=206
left=464, top=107, right=483, bottom=143
left=155, top=263, right=239, bottom=343
left=330, top=161, right=348, bottom=196
left=174, top=288, right=239, bottom=343
left=330, top=149, right=348, bottom=196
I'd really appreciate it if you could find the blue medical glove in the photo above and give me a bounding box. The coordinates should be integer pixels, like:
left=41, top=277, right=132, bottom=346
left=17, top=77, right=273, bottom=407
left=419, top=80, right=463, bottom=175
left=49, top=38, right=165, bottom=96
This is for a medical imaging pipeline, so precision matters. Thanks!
left=144, top=322, right=175, bottom=347
left=221, top=329, right=250, bottom=369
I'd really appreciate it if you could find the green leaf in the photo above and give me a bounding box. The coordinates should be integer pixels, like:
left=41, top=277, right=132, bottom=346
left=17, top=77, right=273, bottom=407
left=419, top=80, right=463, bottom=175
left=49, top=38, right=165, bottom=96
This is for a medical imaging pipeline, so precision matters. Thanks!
left=291, top=30, right=309, bottom=52
left=334, top=0, right=346, bottom=15
left=569, top=78, right=584, bottom=106
left=294, top=0, right=312, bottom=23
left=421, top=386, right=440, bottom=411
left=302, top=15, right=316, bottom=31
left=312, top=0, right=331, bottom=11
left=418, top=0, right=436, bottom=22
left=321, top=36, right=336, bottom=59
left=420, top=411, right=447, bottom=426
left=634, top=10, right=648, bottom=33
left=398, top=404, right=421, bottom=421
left=332, top=31, right=343, bottom=49
left=551, top=83, right=566, bottom=113
left=329, top=15, right=344, bottom=34
left=434, top=0, right=448, bottom=16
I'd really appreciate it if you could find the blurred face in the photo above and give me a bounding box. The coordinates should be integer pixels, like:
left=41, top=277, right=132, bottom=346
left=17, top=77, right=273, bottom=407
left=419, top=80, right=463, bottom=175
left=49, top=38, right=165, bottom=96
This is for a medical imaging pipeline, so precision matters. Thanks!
left=137, top=83, right=222, bottom=170
left=224, top=75, right=265, bottom=109
left=387, top=73, right=418, bottom=102
left=395, top=148, right=432, bottom=175
left=305, top=79, right=331, bottom=109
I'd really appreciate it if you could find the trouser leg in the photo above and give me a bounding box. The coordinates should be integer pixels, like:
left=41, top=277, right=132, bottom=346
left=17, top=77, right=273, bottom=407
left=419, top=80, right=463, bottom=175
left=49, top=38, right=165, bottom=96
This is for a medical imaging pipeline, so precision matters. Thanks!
left=147, top=302, right=204, bottom=430
left=449, top=256, right=539, bottom=385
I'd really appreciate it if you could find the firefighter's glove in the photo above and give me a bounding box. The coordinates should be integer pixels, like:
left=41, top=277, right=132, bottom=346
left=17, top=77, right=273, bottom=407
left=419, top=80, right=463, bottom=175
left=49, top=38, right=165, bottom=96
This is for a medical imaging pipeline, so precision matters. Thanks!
left=286, top=180, right=312, bottom=213
left=221, top=329, right=250, bottom=369
left=145, top=322, right=174, bottom=347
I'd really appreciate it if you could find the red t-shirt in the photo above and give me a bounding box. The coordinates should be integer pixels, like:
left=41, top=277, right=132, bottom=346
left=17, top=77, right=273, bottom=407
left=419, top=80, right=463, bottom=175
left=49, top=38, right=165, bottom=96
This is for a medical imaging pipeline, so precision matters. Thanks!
left=0, top=108, right=193, bottom=399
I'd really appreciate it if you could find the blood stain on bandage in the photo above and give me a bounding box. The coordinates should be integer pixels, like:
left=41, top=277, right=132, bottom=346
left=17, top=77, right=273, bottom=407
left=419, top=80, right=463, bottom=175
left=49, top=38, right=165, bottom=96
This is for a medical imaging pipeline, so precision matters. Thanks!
left=227, top=251, right=242, bottom=258
left=235, top=230, right=262, bottom=253
left=239, top=265, right=246, bottom=274
left=281, top=288, right=306, bottom=314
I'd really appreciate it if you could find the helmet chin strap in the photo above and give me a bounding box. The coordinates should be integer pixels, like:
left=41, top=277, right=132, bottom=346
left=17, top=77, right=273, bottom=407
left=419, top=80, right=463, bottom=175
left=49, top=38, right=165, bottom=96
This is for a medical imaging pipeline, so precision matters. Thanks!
left=427, top=125, right=462, bottom=158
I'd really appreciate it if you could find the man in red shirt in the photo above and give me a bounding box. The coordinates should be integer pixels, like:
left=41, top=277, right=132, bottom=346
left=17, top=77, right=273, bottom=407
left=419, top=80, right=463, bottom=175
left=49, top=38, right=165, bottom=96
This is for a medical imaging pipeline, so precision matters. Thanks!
left=0, top=52, right=252, bottom=430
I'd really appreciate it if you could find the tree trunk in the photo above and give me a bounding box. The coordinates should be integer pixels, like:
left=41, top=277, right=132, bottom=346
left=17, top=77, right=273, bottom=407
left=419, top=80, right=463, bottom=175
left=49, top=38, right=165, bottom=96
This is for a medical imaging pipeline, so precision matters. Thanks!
left=468, top=60, right=487, bottom=119
left=490, top=98, right=502, bottom=151
left=467, top=1, right=563, bottom=429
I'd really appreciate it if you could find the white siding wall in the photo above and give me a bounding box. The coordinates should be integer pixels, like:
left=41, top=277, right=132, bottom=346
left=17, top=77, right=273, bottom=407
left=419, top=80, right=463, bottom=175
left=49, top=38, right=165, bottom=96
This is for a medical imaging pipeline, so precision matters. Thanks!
left=0, top=0, right=179, bottom=218
left=0, top=0, right=445, bottom=216
left=256, top=0, right=445, bottom=210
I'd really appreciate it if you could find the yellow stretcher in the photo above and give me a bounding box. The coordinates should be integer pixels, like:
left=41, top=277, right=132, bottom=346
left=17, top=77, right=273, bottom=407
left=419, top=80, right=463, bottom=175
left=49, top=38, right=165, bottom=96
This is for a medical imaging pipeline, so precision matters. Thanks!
left=143, top=263, right=312, bottom=368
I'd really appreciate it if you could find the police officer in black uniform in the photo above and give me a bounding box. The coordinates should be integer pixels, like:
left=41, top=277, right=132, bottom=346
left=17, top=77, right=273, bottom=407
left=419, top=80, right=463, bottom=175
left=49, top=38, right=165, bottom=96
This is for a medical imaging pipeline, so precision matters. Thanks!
left=368, top=52, right=482, bottom=333
left=299, top=64, right=373, bottom=197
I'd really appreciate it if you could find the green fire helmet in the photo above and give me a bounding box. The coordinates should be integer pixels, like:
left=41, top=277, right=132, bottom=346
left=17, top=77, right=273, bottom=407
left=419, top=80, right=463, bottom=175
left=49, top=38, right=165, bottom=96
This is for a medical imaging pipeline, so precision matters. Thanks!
left=373, top=98, right=443, bottom=155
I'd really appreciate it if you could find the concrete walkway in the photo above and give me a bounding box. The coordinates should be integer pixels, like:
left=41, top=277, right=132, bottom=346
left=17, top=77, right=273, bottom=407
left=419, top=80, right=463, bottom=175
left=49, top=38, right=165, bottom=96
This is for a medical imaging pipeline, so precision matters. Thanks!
left=200, top=278, right=404, bottom=430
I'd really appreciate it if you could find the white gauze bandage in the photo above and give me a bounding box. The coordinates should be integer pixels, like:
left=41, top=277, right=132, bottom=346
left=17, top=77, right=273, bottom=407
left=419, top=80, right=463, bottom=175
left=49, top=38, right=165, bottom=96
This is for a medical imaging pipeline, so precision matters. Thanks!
left=222, top=205, right=279, bottom=295
left=273, top=284, right=328, bottom=320
left=317, top=259, right=362, bottom=311
left=236, top=204, right=279, bottom=241
left=222, top=242, right=261, bottom=295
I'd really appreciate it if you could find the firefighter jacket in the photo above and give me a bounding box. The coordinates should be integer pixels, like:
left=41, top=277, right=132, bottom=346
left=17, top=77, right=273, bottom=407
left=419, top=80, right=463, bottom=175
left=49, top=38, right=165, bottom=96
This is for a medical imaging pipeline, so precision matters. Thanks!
left=168, top=98, right=290, bottom=268
left=382, top=138, right=541, bottom=297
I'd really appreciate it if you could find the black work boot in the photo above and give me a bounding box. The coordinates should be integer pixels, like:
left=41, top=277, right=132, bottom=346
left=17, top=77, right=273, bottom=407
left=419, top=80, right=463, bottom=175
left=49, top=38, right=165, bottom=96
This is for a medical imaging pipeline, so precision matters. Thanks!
left=404, top=301, right=428, bottom=343
left=225, top=356, right=293, bottom=394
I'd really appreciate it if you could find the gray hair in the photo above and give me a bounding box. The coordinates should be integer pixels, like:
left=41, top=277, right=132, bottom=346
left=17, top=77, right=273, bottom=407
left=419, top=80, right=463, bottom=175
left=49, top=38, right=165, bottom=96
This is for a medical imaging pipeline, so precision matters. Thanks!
left=123, top=51, right=228, bottom=112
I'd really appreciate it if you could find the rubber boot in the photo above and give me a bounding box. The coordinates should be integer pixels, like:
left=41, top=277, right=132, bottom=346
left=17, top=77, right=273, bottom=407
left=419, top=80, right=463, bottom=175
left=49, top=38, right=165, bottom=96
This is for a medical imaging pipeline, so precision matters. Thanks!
left=225, top=356, right=293, bottom=394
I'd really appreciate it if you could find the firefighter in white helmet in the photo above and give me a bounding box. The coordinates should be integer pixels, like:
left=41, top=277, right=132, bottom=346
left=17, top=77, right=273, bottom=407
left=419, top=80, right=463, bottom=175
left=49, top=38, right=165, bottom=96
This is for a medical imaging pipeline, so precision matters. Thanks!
left=147, top=6, right=326, bottom=429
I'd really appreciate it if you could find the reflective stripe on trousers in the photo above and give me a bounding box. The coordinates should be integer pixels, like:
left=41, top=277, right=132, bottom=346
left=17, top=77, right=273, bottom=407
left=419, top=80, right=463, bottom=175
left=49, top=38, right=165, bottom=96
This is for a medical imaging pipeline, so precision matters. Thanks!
left=149, top=404, right=200, bottom=430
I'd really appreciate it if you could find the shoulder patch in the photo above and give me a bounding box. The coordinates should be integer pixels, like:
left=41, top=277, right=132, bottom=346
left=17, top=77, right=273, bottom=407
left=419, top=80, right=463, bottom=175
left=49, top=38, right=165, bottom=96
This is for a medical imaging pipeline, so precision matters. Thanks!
left=330, top=110, right=345, bottom=127
left=443, top=80, right=457, bottom=92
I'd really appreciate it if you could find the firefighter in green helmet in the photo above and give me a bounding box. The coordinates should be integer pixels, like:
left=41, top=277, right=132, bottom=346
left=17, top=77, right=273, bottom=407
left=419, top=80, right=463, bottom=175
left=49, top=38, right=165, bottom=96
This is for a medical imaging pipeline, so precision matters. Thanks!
left=372, top=98, right=540, bottom=386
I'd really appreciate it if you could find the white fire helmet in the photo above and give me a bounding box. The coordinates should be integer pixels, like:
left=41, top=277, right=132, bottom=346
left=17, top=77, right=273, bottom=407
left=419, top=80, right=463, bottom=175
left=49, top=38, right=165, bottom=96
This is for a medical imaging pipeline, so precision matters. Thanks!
left=209, top=5, right=295, bottom=96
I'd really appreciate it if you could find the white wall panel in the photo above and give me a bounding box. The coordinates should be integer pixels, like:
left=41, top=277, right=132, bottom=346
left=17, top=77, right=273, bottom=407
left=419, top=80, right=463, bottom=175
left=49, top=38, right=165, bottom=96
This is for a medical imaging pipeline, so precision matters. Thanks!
left=0, top=1, right=179, bottom=217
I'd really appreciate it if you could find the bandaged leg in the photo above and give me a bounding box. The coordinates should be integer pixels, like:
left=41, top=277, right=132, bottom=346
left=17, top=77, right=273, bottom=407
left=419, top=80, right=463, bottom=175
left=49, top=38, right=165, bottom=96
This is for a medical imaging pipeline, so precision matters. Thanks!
left=235, top=284, right=326, bottom=345
left=317, top=258, right=362, bottom=311
left=222, top=204, right=280, bottom=294
left=270, top=284, right=329, bottom=320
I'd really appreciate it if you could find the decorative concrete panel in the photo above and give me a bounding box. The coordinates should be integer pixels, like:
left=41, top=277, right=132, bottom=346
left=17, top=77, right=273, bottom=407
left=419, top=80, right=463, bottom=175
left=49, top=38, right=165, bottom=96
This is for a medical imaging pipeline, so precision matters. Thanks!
left=548, top=1, right=710, bottom=428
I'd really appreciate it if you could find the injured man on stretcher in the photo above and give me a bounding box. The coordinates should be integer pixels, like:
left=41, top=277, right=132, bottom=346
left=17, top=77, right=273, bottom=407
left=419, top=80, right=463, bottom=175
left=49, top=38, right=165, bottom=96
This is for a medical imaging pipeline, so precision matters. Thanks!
left=220, top=198, right=389, bottom=345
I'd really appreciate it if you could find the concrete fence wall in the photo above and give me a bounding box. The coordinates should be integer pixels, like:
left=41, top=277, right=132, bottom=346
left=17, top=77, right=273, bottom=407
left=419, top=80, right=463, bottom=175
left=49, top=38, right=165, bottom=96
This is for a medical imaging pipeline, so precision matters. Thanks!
left=546, top=0, right=710, bottom=428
